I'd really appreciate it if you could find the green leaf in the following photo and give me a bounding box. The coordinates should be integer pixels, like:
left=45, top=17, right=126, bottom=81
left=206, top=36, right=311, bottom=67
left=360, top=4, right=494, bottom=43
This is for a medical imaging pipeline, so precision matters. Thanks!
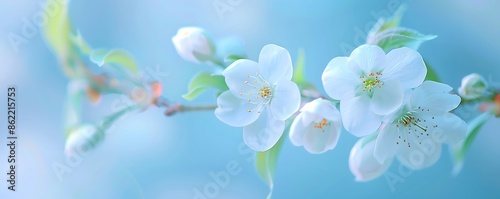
left=453, top=111, right=494, bottom=175
left=424, top=60, right=440, bottom=82
left=255, top=126, right=288, bottom=199
left=43, top=0, right=71, bottom=55
left=42, top=0, right=76, bottom=75
left=225, top=55, right=246, bottom=63
left=379, top=5, right=407, bottom=31
left=367, top=4, right=406, bottom=43
left=375, top=27, right=437, bottom=52
left=183, top=72, right=229, bottom=100
left=292, top=49, right=306, bottom=86
left=90, top=49, right=139, bottom=74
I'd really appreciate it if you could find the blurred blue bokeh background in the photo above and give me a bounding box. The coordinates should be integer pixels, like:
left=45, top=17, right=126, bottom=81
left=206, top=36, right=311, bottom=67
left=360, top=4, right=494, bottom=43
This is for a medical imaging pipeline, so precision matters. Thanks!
left=1, top=0, right=500, bottom=198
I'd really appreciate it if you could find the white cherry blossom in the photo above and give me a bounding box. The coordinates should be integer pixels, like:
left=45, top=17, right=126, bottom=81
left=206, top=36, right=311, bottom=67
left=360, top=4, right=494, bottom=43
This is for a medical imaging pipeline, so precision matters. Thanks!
left=374, top=81, right=467, bottom=170
left=215, top=44, right=301, bottom=151
left=322, top=44, right=427, bottom=136
left=289, top=98, right=342, bottom=154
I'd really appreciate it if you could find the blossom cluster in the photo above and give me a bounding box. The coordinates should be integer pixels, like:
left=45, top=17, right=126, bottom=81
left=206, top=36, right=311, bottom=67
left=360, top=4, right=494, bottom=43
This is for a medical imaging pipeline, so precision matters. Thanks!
left=171, top=27, right=473, bottom=181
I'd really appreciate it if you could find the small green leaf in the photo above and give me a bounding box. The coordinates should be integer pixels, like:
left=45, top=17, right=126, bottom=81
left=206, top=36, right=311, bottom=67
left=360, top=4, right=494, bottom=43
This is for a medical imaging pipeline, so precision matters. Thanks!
left=453, top=111, right=494, bottom=174
left=42, top=0, right=77, bottom=76
left=379, top=5, right=407, bottom=31
left=255, top=126, right=288, bottom=199
left=225, top=55, right=246, bottom=63
left=367, top=4, right=406, bottom=43
left=375, top=27, right=437, bottom=52
left=90, top=49, right=139, bottom=74
left=43, top=0, right=71, bottom=56
left=292, top=49, right=307, bottom=87
left=183, top=72, right=229, bottom=100
left=424, top=60, right=440, bottom=82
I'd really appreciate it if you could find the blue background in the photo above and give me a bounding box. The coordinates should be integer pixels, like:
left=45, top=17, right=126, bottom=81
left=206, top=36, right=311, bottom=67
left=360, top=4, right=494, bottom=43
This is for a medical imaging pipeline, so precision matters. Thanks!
left=1, top=0, right=500, bottom=198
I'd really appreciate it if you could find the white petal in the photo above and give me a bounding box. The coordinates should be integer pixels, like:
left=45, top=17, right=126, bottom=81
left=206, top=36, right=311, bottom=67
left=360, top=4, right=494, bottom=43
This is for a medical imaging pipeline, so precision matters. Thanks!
left=348, top=44, right=386, bottom=72
left=341, top=95, right=382, bottom=137
left=215, top=91, right=260, bottom=127
left=243, top=109, right=285, bottom=151
left=430, top=113, right=467, bottom=145
left=172, top=27, right=214, bottom=63
left=172, top=35, right=197, bottom=63
left=302, top=117, right=342, bottom=154
left=222, top=59, right=261, bottom=99
left=396, top=139, right=442, bottom=170
left=382, top=47, right=426, bottom=89
left=301, top=98, right=341, bottom=121
left=289, top=113, right=308, bottom=147
left=349, top=136, right=393, bottom=182
left=270, top=80, right=301, bottom=120
left=322, top=57, right=360, bottom=99
left=258, top=44, right=293, bottom=84
left=410, top=81, right=461, bottom=114
left=374, top=123, right=399, bottom=164
left=370, top=80, right=404, bottom=115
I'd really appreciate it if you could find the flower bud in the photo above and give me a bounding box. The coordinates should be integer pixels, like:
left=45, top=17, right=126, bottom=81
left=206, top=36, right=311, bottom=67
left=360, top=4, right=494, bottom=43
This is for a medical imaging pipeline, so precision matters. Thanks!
left=65, top=124, right=104, bottom=157
left=349, top=136, right=392, bottom=182
left=289, top=98, right=341, bottom=154
left=458, top=73, right=488, bottom=100
left=172, top=27, right=216, bottom=63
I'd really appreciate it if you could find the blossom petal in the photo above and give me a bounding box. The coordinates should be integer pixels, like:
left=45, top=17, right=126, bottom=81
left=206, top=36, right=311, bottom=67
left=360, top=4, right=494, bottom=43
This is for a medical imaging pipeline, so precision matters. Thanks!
left=289, top=114, right=308, bottom=147
left=370, top=80, right=404, bottom=115
left=430, top=113, right=467, bottom=145
left=222, top=59, right=261, bottom=99
left=341, top=95, right=382, bottom=137
left=270, top=80, right=301, bottom=120
left=243, top=108, right=285, bottom=151
left=382, top=47, right=426, bottom=89
left=411, top=81, right=461, bottom=114
left=397, top=139, right=442, bottom=170
left=258, top=44, right=293, bottom=84
left=322, top=57, right=359, bottom=100
left=301, top=98, right=341, bottom=121
left=215, top=91, right=260, bottom=127
left=349, top=137, right=393, bottom=182
left=348, top=44, right=386, bottom=72
left=374, top=124, right=399, bottom=164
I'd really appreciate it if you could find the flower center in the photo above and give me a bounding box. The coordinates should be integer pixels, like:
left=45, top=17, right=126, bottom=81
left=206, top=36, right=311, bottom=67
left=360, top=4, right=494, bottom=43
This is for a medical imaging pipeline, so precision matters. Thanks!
left=313, top=118, right=330, bottom=132
left=259, top=86, right=272, bottom=98
left=394, top=109, right=438, bottom=147
left=360, top=72, right=384, bottom=92
left=241, top=72, right=273, bottom=113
